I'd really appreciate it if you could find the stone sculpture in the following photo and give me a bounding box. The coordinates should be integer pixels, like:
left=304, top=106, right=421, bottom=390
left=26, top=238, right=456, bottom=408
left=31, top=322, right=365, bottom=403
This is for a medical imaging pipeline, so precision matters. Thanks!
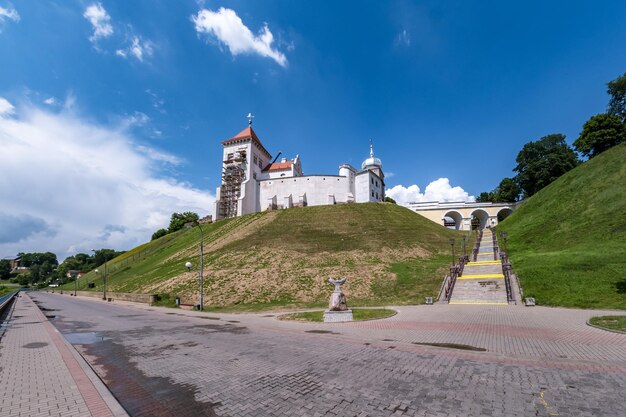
left=324, top=277, right=353, bottom=322
left=328, top=277, right=348, bottom=311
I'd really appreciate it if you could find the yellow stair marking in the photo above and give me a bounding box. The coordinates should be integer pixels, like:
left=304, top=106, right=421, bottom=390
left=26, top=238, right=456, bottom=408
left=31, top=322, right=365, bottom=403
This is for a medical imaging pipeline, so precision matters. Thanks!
left=467, top=261, right=501, bottom=266
left=448, top=302, right=509, bottom=305
left=457, top=273, right=504, bottom=280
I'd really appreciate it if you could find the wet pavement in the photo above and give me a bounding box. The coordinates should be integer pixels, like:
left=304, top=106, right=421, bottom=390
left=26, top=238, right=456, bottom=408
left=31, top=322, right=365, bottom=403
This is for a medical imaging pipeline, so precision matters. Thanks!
left=23, top=292, right=626, bottom=417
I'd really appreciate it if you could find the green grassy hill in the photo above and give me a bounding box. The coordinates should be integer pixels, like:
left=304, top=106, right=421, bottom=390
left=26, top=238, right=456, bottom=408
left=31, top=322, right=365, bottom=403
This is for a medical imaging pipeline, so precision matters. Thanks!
left=499, top=143, right=626, bottom=309
left=67, top=203, right=469, bottom=310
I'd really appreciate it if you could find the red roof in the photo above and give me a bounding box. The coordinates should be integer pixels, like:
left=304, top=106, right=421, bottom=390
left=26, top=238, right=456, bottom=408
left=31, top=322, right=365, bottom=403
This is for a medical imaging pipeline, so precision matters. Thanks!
left=222, top=126, right=271, bottom=158
left=263, top=161, right=293, bottom=172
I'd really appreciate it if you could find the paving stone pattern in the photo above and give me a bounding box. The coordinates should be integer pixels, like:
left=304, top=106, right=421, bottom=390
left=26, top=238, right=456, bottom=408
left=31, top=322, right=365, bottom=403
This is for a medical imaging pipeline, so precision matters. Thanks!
left=29, top=293, right=626, bottom=417
left=0, top=294, right=124, bottom=417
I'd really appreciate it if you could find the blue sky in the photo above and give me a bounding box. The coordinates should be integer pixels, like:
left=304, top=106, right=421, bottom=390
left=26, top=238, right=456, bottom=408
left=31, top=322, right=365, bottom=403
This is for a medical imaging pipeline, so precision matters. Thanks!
left=2, top=0, right=626, bottom=259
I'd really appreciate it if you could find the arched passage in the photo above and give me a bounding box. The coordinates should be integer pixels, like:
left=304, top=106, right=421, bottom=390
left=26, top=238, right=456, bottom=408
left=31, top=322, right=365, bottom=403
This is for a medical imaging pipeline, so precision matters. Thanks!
left=470, top=209, right=490, bottom=230
left=442, top=210, right=463, bottom=230
left=497, top=207, right=513, bottom=222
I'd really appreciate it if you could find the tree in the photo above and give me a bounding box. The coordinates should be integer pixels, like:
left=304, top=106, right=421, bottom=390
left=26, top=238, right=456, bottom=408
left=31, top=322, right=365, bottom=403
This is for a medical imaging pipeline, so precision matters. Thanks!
left=476, top=192, right=494, bottom=203
left=384, top=196, right=397, bottom=204
left=151, top=228, right=169, bottom=240
left=93, top=249, right=121, bottom=266
left=574, top=113, right=626, bottom=158
left=607, top=72, right=626, bottom=121
left=18, top=252, right=58, bottom=268
left=0, top=260, right=11, bottom=280
left=492, top=177, right=521, bottom=202
left=168, top=212, right=199, bottom=233
left=514, top=134, right=579, bottom=198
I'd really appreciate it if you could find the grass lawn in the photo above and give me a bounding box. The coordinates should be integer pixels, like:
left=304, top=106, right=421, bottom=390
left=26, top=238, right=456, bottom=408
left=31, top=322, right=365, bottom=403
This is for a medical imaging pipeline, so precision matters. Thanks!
left=280, top=308, right=396, bottom=322
left=589, top=315, right=626, bottom=332
left=0, top=286, right=19, bottom=297
left=498, top=143, right=626, bottom=310
left=62, top=203, right=467, bottom=309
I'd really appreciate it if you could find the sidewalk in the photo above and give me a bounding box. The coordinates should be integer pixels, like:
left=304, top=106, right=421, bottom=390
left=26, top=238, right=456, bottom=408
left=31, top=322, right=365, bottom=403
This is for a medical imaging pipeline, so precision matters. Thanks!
left=0, top=292, right=128, bottom=417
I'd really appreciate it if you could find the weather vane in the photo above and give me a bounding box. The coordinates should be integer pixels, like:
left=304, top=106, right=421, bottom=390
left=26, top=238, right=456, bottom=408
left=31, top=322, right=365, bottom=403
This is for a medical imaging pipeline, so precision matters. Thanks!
left=246, top=112, right=255, bottom=126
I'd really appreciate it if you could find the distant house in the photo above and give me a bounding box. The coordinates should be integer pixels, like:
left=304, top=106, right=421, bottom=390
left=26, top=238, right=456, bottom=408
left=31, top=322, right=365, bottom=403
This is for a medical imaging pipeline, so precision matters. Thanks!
left=2, top=255, right=29, bottom=273
left=66, top=270, right=86, bottom=279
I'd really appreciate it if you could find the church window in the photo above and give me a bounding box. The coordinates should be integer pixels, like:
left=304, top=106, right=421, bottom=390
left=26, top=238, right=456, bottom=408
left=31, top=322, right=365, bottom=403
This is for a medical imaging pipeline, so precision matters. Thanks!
left=258, top=159, right=263, bottom=168
left=371, top=191, right=374, bottom=197
left=376, top=192, right=379, bottom=199
left=253, top=155, right=258, bottom=164
left=371, top=178, right=374, bottom=184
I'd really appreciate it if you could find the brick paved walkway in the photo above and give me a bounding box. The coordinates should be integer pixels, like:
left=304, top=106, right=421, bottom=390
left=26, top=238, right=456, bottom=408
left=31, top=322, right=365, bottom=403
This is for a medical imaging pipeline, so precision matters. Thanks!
left=0, top=293, right=128, bottom=417
left=24, top=292, right=626, bottom=417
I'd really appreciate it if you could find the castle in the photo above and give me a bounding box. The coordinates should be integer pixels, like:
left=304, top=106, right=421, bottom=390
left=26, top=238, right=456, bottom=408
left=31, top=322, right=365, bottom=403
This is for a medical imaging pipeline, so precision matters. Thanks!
left=214, top=120, right=385, bottom=219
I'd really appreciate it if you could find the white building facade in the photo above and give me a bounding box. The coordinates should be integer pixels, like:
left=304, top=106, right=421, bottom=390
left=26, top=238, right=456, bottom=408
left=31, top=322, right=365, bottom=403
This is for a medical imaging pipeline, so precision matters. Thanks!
left=215, top=124, right=385, bottom=219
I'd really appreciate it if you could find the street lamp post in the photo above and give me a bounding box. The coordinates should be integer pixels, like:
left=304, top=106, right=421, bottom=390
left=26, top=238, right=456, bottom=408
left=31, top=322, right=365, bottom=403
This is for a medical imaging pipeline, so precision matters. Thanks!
left=73, top=272, right=77, bottom=296
left=93, top=249, right=108, bottom=300
left=449, top=238, right=455, bottom=266
left=184, top=222, right=205, bottom=310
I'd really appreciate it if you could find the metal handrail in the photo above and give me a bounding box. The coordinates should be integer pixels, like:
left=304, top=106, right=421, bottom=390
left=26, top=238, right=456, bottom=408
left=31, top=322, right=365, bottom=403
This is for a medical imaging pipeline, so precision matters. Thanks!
left=500, top=251, right=514, bottom=303
left=0, top=290, right=19, bottom=316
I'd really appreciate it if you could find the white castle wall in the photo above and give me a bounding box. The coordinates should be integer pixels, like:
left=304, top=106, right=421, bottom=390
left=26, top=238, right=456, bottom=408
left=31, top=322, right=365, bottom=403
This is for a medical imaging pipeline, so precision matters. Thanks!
left=355, top=171, right=384, bottom=202
left=259, top=175, right=354, bottom=209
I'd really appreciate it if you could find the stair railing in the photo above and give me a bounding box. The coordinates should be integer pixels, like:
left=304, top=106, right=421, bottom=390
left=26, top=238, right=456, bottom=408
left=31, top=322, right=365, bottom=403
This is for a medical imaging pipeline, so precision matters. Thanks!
left=471, top=229, right=483, bottom=262
left=500, top=251, right=514, bottom=303
left=492, top=231, right=498, bottom=260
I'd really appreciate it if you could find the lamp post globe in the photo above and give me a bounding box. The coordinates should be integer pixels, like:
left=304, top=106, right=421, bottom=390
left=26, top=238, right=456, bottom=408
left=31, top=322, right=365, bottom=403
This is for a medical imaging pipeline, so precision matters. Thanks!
left=185, top=261, right=192, bottom=270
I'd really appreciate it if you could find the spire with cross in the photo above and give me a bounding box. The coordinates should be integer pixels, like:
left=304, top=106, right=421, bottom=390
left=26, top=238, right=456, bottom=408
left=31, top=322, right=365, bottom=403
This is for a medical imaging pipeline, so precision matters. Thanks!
left=246, top=112, right=255, bottom=126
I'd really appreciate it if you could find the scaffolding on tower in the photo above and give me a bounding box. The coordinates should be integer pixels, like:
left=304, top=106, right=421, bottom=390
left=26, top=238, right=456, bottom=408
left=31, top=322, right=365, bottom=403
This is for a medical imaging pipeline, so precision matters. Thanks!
left=217, top=149, right=247, bottom=219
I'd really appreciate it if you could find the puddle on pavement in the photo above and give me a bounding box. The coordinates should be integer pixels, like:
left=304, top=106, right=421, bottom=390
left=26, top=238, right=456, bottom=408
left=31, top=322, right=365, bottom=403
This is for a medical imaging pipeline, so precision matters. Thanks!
left=64, top=332, right=110, bottom=344
left=39, top=307, right=57, bottom=312
left=84, top=338, right=217, bottom=416
left=22, top=342, right=48, bottom=348
left=198, top=316, right=220, bottom=320
left=191, top=324, right=248, bottom=334
left=45, top=315, right=57, bottom=320
left=305, top=330, right=339, bottom=334
left=412, top=342, right=487, bottom=352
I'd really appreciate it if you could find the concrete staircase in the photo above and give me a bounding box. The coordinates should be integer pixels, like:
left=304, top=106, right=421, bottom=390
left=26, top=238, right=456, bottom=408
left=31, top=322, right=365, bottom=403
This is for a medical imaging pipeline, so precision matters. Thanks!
left=448, top=229, right=509, bottom=305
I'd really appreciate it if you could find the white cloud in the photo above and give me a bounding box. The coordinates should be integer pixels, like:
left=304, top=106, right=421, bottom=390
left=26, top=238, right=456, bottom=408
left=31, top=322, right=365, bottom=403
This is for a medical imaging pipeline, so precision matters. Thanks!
left=0, top=6, right=19, bottom=28
left=136, top=145, right=182, bottom=165
left=116, top=36, right=153, bottom=62
left=0, top=97, right=15, bottom=116
left=145, top=89, right=165, bottom=113
left=43, top=97, right=56, bottom=105
left=395, top=29, right=411, bottom=47
left=84, top=3, right=113, bottom=43
left=121, top=111, right=149, bottom=128
left=0, top=100, right=214, bottom=260
left=387, top=178, right=475, bottom=206
left=192, top=7, right=287, bottom=67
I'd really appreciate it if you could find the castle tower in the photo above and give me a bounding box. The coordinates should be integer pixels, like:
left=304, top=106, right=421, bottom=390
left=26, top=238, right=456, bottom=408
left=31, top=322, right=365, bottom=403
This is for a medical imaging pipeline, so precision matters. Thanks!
left=357, top=142, right=385, bottom=202
left=215, top=119, right=272, bottom=219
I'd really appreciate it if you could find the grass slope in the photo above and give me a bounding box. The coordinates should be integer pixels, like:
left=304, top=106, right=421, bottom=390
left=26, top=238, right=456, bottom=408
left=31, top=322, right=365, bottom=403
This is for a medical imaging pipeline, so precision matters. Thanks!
left=499, top=143, right=626, bottom=309
left=67, top=203, right=469, bottom=310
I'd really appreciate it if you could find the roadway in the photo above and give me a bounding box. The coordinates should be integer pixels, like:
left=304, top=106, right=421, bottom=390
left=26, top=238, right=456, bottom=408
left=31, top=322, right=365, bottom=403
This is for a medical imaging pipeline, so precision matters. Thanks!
left=13, top=292, right=626, bottom=417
